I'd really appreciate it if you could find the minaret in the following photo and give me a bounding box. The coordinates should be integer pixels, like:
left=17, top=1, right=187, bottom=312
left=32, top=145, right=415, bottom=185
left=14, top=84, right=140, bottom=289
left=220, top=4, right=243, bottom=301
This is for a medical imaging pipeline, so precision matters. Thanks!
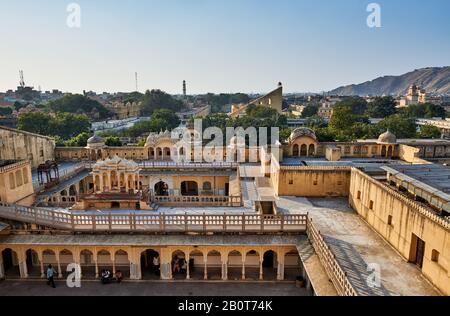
left=183, top=80, right=187, bottom=98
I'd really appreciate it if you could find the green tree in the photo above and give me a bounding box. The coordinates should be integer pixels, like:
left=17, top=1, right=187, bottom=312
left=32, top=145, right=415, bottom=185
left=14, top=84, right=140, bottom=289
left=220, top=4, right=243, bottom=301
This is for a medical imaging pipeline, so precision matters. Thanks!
left=105, top=136, right=123, bottom=147
left=53, top=113, right=91, bottom=139
left=301, top=105, right=319, bottom=118
left=329, top=105, right=356, bottom=132
left=17, top=112, right=54, bottom=136
left=305, top=115, right=327, bottom=129
left=48, top=94, right=111, bottom=119
left=399, top=103, right=446, bottom=119
left=65, top=132, right=91, bottom=147
left=416, top=125, right=442, bottom=139
left=141, top=89, right=185, bottom=115
left=335, top=96, right=368, bottom=115
left=365, top=96, right=397, bottom=118
left=378, top=115, right=416, bottom=138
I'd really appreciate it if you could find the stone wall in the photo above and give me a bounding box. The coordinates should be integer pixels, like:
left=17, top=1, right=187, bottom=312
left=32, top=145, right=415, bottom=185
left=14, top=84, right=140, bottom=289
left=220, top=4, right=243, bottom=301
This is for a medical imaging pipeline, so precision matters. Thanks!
left=0, top=127, right=55, bottom=168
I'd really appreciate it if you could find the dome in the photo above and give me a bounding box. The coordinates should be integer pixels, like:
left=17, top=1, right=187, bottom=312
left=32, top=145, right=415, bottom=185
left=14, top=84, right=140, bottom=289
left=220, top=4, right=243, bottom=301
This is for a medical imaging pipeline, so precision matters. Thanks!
left=289, top=128, right=317, bottom=143
left=87, top=135, right=104, bottom=144
left=378, top=130, right=397, bottom=144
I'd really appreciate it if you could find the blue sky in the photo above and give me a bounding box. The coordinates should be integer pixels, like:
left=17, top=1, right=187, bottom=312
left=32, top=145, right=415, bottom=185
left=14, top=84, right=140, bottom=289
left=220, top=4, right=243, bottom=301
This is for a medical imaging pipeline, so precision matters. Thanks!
left=0, top=0, right=449, bottom=94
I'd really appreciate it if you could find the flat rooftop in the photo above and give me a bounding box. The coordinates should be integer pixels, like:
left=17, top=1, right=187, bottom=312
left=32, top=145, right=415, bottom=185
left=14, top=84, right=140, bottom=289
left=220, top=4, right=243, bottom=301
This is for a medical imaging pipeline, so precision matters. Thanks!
left=382, top=164, right=450, bottom=194
left=276, top=197, right=439, bottom=296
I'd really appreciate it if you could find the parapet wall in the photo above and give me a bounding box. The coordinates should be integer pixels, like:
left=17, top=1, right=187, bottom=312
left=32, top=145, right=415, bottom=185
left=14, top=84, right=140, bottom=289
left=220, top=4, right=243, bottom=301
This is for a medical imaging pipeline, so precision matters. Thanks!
left=349, top=168, right=450, bottom=295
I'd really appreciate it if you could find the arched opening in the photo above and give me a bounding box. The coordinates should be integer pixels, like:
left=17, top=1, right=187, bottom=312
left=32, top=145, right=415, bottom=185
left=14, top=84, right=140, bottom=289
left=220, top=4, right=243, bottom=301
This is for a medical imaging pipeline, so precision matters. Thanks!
left=42, top=250, right=57, bottom=277
left=154, top=181, right=169, bottom=196
left=202, top=182, right=212, bottom=195
left=110, top=171, right=118, bottom=190
left=188, top=250, right=204, bottom=280
left=97, top=150, right=102, bottom=160
left=292, top=144, right=299, bottom=157
left=172, top=250, right=187, bottom=280
left=119, top=173, right=125, bottom=188
left=2, top=248, right=20, bottom=278
left=165, top=147, right=171, bottom=160
left=69, top=185, right=77, bottom=196
left=308, top=144, right=315, bottom=156
left=149, top=148, right=155, bottom=160
left=263, top=250, right=278, bottom=280
left=115, top=250, right=130, bottom=279
left=181, top=181, right=198, bottom=196
left=102, top=173, right=108, bottom=192
left=206, top=250, right=221, bottom=280
left=245, top=250, right=260, bottom=280
left=26, top=249, right=40, bottom=277
left=157, top=148, right=163, bottom=160
left=80, top=249, right=95, bottom=278
left=227, top=250, right=242, bottom=280
left=284, top=250, right=301, bottom=281
left=97, top=250, right=113, bottom=276
left=59, top=250, right=74, bottom=278
left=300, top=144, right=307, bottom=157
left=140, top=249, right=160, bottom=280
left=381, top=145, right=387, bottom=157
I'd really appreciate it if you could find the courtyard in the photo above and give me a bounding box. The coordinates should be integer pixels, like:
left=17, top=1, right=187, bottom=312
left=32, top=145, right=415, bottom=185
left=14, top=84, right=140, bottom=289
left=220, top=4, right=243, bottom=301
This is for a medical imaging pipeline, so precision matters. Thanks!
left=0, top=280, right=307, bottom=296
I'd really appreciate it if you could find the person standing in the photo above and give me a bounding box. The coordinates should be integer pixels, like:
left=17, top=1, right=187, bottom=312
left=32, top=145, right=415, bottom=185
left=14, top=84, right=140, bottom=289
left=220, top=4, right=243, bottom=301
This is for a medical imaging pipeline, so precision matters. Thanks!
left=153, top=256, right=160, bottom=276
left=46, top=264, right=57, bottom=288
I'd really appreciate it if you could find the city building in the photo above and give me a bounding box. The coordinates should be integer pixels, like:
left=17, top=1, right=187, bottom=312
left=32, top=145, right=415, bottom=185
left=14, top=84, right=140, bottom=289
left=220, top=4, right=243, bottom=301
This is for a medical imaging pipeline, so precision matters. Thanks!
left=399, top=85, right=442, bottom=107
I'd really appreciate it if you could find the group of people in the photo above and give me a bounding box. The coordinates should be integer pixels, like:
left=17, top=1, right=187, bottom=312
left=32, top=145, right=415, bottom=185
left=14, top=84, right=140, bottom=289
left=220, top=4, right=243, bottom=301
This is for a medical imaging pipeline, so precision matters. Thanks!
left=101, top=269, right=123, bottom=284
left=44, top=264, right=124, bottom=288
left=172, top=256, right=188, bottom=274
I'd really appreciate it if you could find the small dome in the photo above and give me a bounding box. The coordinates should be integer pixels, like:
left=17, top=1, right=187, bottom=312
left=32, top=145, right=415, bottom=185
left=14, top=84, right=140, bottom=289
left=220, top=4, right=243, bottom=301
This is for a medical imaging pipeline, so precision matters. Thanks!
left=87, top=135, right=104, bottom=144
left=289, top=128, right=317, bottom=143
left=378, top=130, right=397, bottom=144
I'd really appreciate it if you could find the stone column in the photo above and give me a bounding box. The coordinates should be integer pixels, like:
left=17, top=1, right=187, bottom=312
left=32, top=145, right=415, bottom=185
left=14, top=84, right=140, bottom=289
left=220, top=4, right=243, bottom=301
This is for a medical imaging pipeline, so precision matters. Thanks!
left=112, top=259, right=116, bottom=275
left=56, top=253, right=63, bottom=279
left=17, top=250, right=28, bottom=279
left=277, top=257, right=285, bottom=281
left=221, top=254, right=228, bottom=281
left=125, top=174, right=130, bottom=192
left=259, top=259, right=264, bottom=280
left=94, top=252, right=99, bottom=278
left=159, top=249, right=172, bottom=280
left=203, top=258, right=208, bottom=280
left=99, top=174, right=104, bottom=192
left=186, top=253, right=191, bottom=280
left=38, top=252, right=45, bottom=278
left=242, top=261, right=246, bottom=280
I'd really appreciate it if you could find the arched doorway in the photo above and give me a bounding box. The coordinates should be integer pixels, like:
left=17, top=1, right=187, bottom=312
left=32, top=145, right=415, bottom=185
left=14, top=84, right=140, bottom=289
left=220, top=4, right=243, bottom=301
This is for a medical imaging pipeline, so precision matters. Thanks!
left=140, top=249, right=160, bottom=280
left=245, top=250, right=260, bottom=280
left=300, top=145, right=307, bottom=157
left=227, top=250, right=243, bottom=280
left=2, top=248, right=20, bottom=278
left=154, top=181, right=169, bottom=196
left=115, top=250, right=130, bottom=278
left=172, top=250, right=187, bottom=280
left=26, top=249, right=40, bottom=277
left=381, top=145, right=387, bottom=157
left=189, top=250, right=204, bottom=280
left=80, top=249, right=95, bottom=278
left=110, top=171, right=118, bottom=190
left=42, top=250, right=57, bottom=278
left=97, top=250, right=113, bottom=275
left=69, top=185, right=77, bottom=196
left=263, top=250, right=278, bottom=280
left=293, top=144, right=299, bottom=157
left=181, top=181, right=199, bottom=196
left=206, top=250, right=221, bottom=280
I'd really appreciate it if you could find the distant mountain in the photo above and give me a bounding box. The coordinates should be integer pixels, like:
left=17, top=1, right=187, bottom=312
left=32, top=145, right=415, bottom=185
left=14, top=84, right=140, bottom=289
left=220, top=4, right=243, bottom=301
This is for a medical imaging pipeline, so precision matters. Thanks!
left=329, top=67, right=450, bottom=96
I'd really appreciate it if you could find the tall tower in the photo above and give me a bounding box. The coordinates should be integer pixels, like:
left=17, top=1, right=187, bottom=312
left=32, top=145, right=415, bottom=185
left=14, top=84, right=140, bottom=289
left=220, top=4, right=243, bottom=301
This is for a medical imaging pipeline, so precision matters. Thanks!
left=135, top=72, right=138, bottom=92
left=183, top=80, right=187, bottom=98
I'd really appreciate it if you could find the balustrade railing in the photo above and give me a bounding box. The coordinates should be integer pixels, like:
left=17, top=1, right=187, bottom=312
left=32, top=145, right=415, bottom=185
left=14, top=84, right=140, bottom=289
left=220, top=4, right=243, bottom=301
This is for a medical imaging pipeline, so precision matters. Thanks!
left=0, top=202, right=306, bottom=233
left=151, top=195, right=243, bottom=207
